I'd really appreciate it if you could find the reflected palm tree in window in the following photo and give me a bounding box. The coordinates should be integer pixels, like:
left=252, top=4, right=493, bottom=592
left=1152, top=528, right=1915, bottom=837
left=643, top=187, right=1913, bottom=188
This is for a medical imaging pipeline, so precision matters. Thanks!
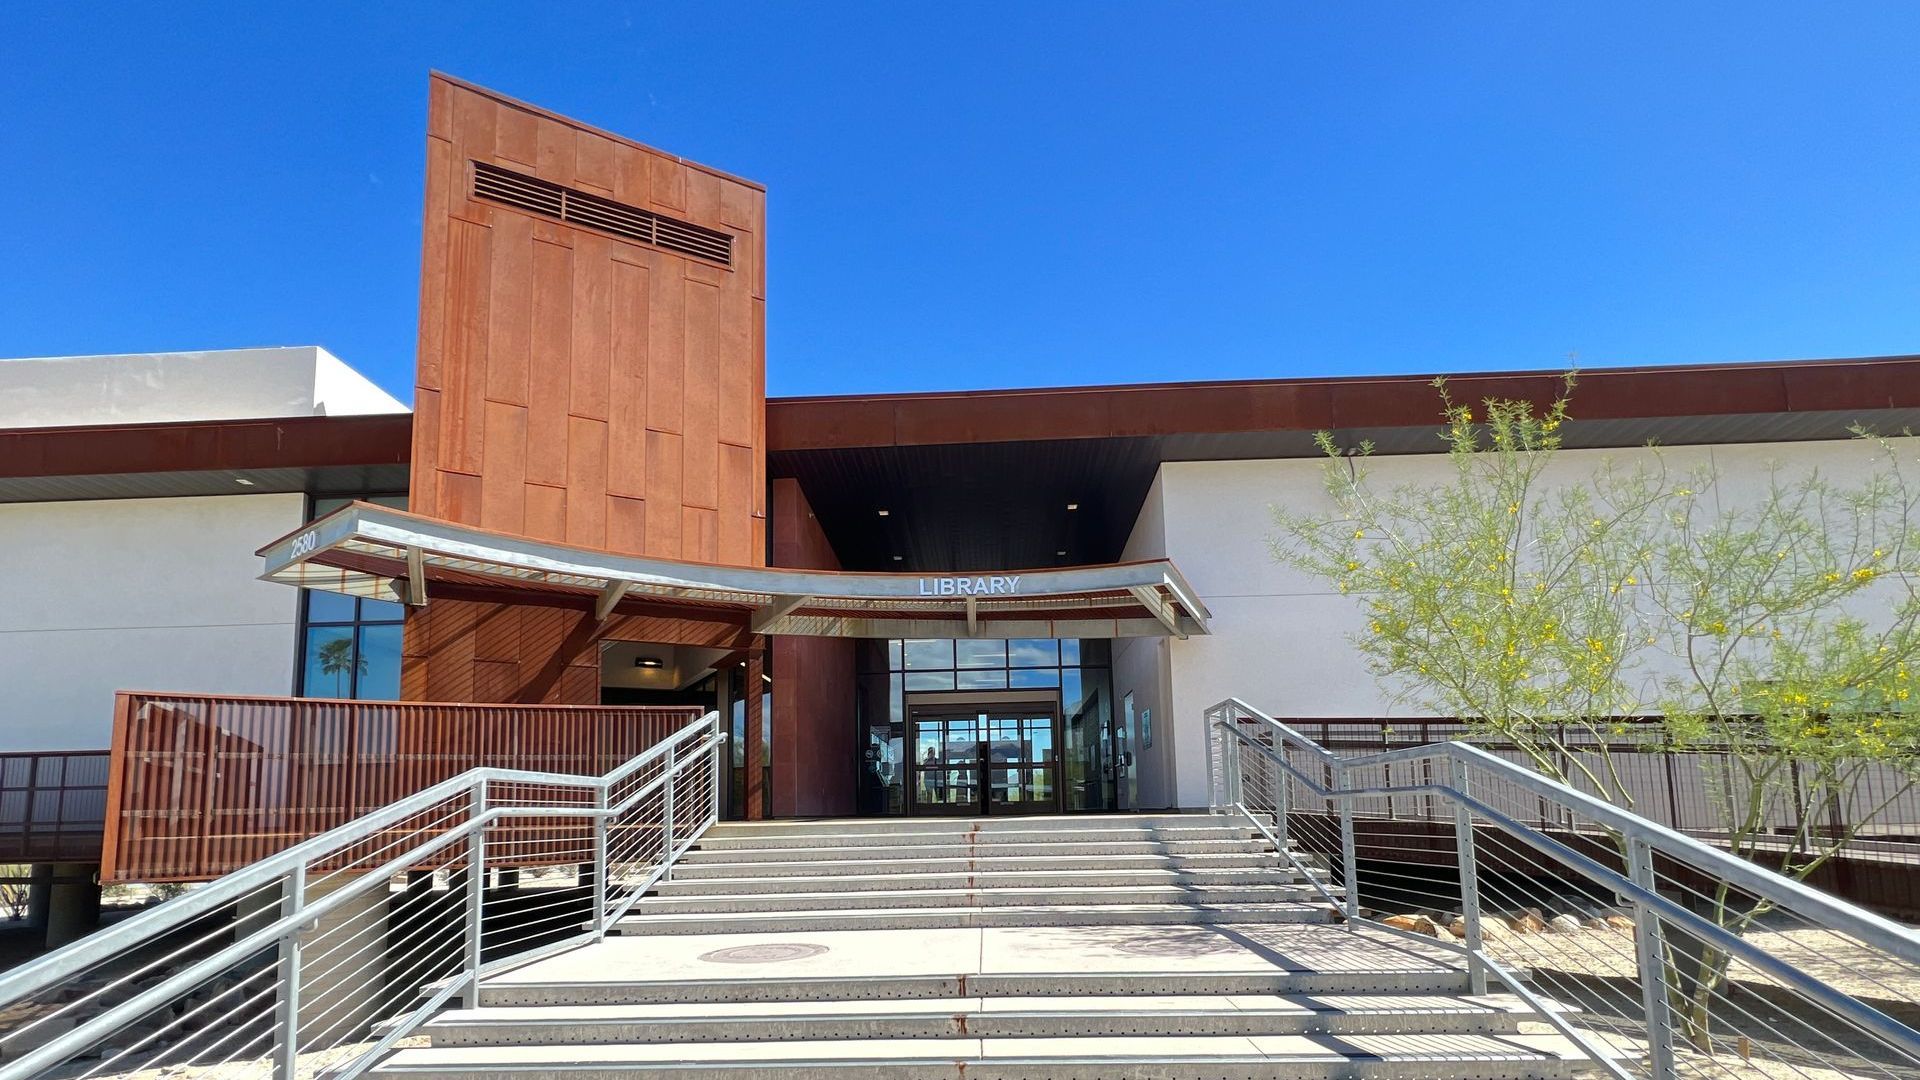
left=317, top=636, right=367, bottom=697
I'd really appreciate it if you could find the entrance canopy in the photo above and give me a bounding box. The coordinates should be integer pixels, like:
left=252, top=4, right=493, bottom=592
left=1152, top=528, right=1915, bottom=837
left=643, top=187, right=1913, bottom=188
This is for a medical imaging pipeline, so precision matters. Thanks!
left=259, top=502, right=1210, bottom=639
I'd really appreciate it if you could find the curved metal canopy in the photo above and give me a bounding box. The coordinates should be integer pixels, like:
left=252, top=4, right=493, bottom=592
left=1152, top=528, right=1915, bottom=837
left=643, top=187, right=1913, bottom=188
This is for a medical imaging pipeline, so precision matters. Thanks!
left=258, top=502, right=1209, bottom=639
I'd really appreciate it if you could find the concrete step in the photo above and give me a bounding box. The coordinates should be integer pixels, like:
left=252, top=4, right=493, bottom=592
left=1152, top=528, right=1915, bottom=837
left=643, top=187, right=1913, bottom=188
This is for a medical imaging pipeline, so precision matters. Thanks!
left=631, top=884, right=1333, bottom=915
left=683, top=837, right=1279, bottom=860
left=668, top=851, right=1296, bottom=878
left=376, top=1032, right=1617, bottom=1079
left=611, top=901, right=1336, bottom=935
left=653, top=868, right=1319, bottom=895
left=417, top=993, right=1558, bottom=1045
left=689, top=825, right=1262, bottom=850
left=701, top=814, right=1233, bottom=839
left=481, top=969, right=1481, bottom=1009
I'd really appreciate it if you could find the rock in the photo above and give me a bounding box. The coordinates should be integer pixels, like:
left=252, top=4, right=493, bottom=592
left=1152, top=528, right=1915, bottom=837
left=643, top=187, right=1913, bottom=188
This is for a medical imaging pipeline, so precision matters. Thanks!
left=1525, top=906, right=1545, bottom=922
left=1448, top=916, right=1469, bottom=938
left=1509, top=911, right=1546, bottom=934
left=1583, top=917, right=1610, bottom=930
left=1547, top=913, right=1583, bottom=934
left=1605, top=915, right=1635, bottom=932
left=1381, top=913, right=1449, bottom=938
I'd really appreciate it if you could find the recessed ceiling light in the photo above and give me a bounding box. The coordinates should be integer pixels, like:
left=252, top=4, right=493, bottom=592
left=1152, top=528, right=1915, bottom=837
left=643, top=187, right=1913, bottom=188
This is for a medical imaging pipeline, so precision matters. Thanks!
left=1056, top=550, right=1068, bottom=557
left=234, top=477, right=256, bottom=486
left=877, top=509, right=890, bottom=517
left=1066, top=502, right=1078, bottom=511
left=633, top=656, right=664, bottom=669
left=892, top=555, right=904, bottom=562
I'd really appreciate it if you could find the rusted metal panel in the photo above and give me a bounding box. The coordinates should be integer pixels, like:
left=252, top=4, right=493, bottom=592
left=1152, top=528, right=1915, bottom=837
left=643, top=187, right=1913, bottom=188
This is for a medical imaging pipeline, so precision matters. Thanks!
left=102, top=692, right=701, bottom=883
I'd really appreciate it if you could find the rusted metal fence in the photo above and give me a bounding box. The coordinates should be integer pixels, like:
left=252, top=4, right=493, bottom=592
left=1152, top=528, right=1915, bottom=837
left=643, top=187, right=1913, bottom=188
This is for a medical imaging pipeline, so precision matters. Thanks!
left=102, top=692, right=703, bottom=882
left=0, top=750, right=110, bottom=863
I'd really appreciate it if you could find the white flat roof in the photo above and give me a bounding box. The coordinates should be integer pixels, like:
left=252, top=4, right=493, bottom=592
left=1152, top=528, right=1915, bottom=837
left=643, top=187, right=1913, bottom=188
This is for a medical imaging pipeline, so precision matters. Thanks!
left=0, top=346, right=408, bottom=429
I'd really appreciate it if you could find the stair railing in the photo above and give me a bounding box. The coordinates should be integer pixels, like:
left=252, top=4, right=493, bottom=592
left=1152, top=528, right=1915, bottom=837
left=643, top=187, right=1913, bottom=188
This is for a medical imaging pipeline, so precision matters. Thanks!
left=0, top=709, right=725, bottom=1080
left=1207, top=697, right=1920, bottom=1080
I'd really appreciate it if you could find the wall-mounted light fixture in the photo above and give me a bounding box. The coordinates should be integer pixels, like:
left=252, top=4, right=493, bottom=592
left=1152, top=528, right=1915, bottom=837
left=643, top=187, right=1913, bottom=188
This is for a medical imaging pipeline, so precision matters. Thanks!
left=633, top=656, right=665, bottom=669
left=1066, top=502, right=1078, bottom=511
left=877, top=509, right=890, bottom=517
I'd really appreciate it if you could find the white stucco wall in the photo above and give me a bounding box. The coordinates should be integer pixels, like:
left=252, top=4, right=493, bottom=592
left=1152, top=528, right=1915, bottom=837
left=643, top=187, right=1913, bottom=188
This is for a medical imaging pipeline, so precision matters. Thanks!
left=0, top=494, right=307, bottom=751
left=1147, top=436, right=1920, bottom=808
left=0, top=346, right=407, bottom=428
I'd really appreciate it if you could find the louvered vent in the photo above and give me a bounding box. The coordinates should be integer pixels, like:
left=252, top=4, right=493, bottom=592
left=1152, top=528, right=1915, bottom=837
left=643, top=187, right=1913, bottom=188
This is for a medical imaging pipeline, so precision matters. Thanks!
left=472, top=161, right=733, bottom=267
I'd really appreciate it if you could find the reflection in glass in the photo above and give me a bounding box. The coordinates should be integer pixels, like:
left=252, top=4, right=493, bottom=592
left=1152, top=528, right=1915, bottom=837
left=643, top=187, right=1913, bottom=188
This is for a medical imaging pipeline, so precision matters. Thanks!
left=955, top=639, right=1007, bottom=669
left=302, top=626, right=357, bottom=699
left=903, top=640, right=955, bottom=669
left=1008, top=639, right=1059, bottom=667
left=957, top=669, right=1008, bottom=690
left=905, top=671, right=957, bottom=691
left=357, top=624, right=403, bottom=700
left=1010, top=668, right=1061, bottom=688
left=306, top=590, right=357, bottom=624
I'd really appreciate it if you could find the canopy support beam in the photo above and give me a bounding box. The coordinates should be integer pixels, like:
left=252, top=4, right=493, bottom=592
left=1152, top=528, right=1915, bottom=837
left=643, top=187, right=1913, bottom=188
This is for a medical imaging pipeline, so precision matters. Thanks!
left=1129, top=584, right=1185, bottom=639
left=594, top=580, right=634, bottom=622
left=750, top=594, right=809, bottom=634
left=404, top=547, right=428, bottom=607
left=964, top=596, right=979, bottom=636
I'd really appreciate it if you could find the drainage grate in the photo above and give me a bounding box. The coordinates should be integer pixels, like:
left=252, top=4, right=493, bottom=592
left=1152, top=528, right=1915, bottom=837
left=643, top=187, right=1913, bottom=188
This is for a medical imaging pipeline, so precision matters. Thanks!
left=472, top=160, right=733, bottom=267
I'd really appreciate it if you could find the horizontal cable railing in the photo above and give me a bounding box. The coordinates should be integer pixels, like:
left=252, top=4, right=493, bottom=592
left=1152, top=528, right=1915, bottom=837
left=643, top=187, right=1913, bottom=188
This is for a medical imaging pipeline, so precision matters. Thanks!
left=1208, top=698, right=1920, bottom=1080
left=104, top=692, right=703, bottom=882
left=1276, top=716, right=1920, bottom=918
left=0, top=709, right=724, bottom=1080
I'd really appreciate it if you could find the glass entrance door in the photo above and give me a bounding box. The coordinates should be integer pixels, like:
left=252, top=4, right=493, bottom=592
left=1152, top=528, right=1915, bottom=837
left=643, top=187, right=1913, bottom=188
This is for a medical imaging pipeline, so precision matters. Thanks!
left=908, top=702, right=1062, bottom=815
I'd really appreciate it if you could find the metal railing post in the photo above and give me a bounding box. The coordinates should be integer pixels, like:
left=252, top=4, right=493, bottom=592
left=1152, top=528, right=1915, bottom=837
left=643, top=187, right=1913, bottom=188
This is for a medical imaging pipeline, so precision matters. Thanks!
left=1447, top=757, right=1486, bottom=994
left=1336, top=759, right=1360, bottom=926
left=709, top=714, right=724, bottom=822
left=1272, top=737, right=1290, bottom=852
left=462, top=780, right=486, bottom=1009
left=591, top=785, right=609, bottom=937
left=662, top=743, right=677, bottom=865
left=1628, top=836, right=1679, bottom=1079
left=271, top=865, right=304, bottom=1080
left=1205, top=710, right=1220, bottom=813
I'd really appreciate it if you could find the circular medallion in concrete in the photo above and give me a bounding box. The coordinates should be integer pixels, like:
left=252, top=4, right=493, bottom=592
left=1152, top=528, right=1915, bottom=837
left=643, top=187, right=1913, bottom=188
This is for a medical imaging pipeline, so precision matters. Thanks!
left=698, top=942, right=830, bottom=964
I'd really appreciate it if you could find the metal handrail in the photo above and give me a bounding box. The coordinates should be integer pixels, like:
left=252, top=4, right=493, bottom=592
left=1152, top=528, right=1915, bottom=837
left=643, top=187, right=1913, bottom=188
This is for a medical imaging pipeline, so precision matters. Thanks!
left=1206, top=697, right=1920, bottom=1079
left=0, top=709, right=724, bottom=1080
left=1210, top=696, right=1920, bottom=968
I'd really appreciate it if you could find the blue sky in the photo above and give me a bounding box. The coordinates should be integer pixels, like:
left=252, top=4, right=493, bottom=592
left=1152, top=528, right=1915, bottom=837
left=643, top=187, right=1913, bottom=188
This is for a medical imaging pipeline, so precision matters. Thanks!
left=3, top=4, right=1917, bottom=401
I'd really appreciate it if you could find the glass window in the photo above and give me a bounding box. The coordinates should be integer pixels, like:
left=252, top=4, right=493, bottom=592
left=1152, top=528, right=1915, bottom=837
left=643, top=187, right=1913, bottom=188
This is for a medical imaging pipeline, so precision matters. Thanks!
left=903, top=640, right=954, bottom=670
left=957, top=669, right=1008, bottom=690
left=1059, top=639, right=1080, bottom=666
left=356, top=624, right=404, bottom=700
left=888, top=640, right=903, bottom=671
left=955, top=639, right=1007, bottom=669
left=1010, top=668, right=1061, bottom=688
left=1008, top=639, right=1059, bottom=667
left=302, top=626, right=357, bottom=699
left=905, top=670, right=957, bottom=691
left=305, top=590, right=358, bottom=624
left=299, top=493, right=407, bottom=699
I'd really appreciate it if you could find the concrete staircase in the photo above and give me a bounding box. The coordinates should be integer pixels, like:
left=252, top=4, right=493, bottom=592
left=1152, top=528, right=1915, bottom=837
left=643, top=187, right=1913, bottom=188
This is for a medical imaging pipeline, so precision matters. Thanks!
left=376, top=814, right=1619, bottom=1078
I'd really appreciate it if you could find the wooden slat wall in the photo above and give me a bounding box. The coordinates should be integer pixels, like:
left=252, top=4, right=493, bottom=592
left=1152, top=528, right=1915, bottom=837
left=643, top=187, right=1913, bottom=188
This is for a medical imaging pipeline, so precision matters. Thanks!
left=101, top=692, right=703, bottom=883
left=399, top=595, right=757, bottom=706
left=412, top=74, right=767, bottom=566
